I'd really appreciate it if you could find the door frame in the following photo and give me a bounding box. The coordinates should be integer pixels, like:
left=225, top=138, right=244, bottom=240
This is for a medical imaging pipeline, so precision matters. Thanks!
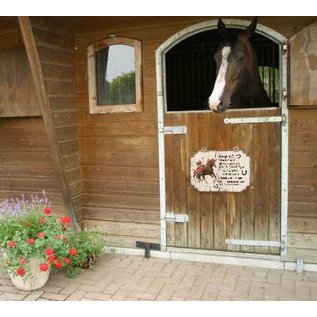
left=156, top=18, right=289, bottom=257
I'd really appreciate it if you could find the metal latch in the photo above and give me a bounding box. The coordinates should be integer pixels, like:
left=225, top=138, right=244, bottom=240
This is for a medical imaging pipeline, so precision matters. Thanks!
left=159, top=126, right=187, bottom=135
left=165, top=213, right=189, bottom=223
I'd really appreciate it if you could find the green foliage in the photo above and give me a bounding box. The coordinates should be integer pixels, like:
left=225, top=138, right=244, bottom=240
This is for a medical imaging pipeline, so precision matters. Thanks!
left=63, top=228, right=107, bottom=278
left=103, top=71, right=136, bottom=105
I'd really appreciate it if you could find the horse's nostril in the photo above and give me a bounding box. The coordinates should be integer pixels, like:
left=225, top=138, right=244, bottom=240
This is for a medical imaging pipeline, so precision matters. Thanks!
left=212, top=101, right=226, bottom=113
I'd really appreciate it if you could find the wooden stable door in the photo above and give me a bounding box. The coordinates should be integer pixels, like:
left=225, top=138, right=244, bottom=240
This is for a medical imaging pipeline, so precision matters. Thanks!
left=164, top=109, right=281, bottom=254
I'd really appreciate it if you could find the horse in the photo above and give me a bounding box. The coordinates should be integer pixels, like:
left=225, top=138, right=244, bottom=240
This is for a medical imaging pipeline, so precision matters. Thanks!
left=208, top=18, right=271, bottom=113
left=193, top=159, right=217, bottom=182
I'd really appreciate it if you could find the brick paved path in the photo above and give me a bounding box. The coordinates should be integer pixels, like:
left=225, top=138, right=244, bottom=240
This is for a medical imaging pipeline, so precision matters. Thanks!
left=1, top=254, right=317, bottom=300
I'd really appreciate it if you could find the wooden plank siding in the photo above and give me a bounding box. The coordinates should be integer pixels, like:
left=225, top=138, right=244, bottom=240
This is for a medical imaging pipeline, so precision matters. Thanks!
left=0, top=17, right=23, bottom=50
left=287, top=109, right=317, bottom=262
left=74, top=16, right=317, bottom=251
left=0, top=17, right=65, bottom=217
left=0, top=47, right=41, bottom=117
left=18, top=17, right=82, bottom=224
left=287, top=21, right=317, bottom=263
left=0, top=117, right=67, bottom=216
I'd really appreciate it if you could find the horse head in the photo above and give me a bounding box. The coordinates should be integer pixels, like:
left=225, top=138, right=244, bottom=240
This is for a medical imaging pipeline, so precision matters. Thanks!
left=208, top=18, right=271, bottom=113
left=206, top=159, right=217, bottom=167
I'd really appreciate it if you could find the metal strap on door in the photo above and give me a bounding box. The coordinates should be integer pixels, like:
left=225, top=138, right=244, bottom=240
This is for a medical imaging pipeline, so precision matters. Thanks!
left=225, top=238, right=285, bottom=251
left=224, top=115, right=286, bottom=125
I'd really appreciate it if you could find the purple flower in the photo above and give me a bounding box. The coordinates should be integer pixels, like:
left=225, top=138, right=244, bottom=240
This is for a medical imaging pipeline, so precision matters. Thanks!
left=0, top=190, right=51, bottom=219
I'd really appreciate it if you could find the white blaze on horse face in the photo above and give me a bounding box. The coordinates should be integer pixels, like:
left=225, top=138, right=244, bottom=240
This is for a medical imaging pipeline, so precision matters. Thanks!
left=209, top=46, right=231, bottom=111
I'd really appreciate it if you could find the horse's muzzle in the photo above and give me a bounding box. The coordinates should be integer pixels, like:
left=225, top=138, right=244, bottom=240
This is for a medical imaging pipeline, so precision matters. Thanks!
left=212, top=101, right=227, bottom=113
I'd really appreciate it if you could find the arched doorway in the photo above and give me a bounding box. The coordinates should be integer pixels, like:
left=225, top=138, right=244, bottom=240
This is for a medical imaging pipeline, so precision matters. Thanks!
left=156, top=19, right=288, bottom=256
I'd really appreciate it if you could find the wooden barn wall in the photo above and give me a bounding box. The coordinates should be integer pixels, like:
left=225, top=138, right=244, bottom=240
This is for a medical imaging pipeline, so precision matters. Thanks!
left=27, top=17, right=82, bottom=220
left=0, top=17, right=66, bottom=215
left=75, top=16, right=317, bottom=251
left=0, top=117, right=67, bottom=214
left=287, top=22, right=317, bottom=263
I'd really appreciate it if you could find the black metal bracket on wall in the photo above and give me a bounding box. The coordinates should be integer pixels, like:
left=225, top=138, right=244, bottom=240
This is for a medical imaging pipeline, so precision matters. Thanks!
left=136, top=241, right=161, bottom=258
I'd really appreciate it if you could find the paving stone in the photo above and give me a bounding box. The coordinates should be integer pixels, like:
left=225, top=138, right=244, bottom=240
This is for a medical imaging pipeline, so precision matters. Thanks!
left=0, top=278, right=15, bottom=286
left=156, top=285, right=176, bottom=301
left=0, top=284, right=20, bottom=293
left=40, top=292, right=68, bottom=301
left=84, top=292, right=112, bottom=300
left=295, top=285, right=310, bottom=299
left=78, top=284, right=105, bottom=293
left=41, top=285, right=63, bottom=293
left=110, top=290, right=129, bottom=300
left=23, top=291, right=44, bottom=301
left=146, top=282, right=164, bottom=295
left=310, top=286, right=317, bottom=300
left=0, top=292, right=26, bottom=300
left=66, top=290, right=87, bottom=301
left=59, top=284, right=80, bottom=295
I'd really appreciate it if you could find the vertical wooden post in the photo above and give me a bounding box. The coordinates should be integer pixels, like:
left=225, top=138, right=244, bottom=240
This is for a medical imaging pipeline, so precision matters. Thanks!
left=18, top=16, right=79, bottom=230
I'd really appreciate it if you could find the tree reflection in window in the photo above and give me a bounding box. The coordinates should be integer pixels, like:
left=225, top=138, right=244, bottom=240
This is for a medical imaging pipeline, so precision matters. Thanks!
left=95, top=45, right=136, bottom=106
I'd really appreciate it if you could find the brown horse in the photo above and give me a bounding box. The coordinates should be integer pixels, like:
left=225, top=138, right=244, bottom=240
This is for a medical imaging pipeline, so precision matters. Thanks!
left=193, top=159, right=217, bottom=182
left=208, top=18, right=271, bottom=113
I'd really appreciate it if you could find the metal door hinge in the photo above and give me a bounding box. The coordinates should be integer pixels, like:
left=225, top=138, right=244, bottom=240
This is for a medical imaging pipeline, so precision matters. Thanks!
left=165, top=213, right=189, bottom=223
left=282, top=88, right=288, bottom=100
left=224, top=116, right=284, bottom=125
left=159, top=126, right=187, bottom=135
left=225, top=239, right=282, bottom=248
left=282, top=43, right=288, bottom=55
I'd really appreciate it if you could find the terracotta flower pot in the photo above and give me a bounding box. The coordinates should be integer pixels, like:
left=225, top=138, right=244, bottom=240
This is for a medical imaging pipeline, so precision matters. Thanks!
left=7, top=257, right=51, bottom=291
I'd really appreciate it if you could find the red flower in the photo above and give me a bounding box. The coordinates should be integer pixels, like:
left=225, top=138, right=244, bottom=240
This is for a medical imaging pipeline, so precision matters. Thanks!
left=39, top=217, right=46, bottom=224
left=53, top=260, right=63, bottom=269
left=45, top=248, right=54, bottom=256
left=37, top=232, right=45, bottom=239
left=27, top=238, right=35, bottom=245
left=44, top=207, right=52, bottom=215
left=19, top=258, right=26, bottom=265
left=8, top=241, right=15, bottom=248
left=60, top=216, right=71, bottom=225
left=40, top=263, right=49, bottom=272
left=68, top=248, right=78, bottom=257
left=47, top=256, right=55, bottom=263
left=63, top=257, right=71, bottom=265
left=17, top=268, right=25, bottom=276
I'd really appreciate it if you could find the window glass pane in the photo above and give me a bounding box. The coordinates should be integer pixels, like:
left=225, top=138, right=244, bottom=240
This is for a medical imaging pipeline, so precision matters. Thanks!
left=95, top=44, right=136, bottom=105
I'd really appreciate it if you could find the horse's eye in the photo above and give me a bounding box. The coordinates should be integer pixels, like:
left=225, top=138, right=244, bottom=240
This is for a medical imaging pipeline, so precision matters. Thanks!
left=237, top=55, right=245, bottom=63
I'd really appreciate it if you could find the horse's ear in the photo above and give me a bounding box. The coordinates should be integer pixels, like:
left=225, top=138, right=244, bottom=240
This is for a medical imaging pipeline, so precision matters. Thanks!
left=217, top=19, right=228, bottom=39
left=241, top=17, right=258, bottom=38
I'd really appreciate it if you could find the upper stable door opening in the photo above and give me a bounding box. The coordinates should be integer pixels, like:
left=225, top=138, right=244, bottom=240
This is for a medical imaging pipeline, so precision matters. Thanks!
left=165, top=27, right=280, bottom=112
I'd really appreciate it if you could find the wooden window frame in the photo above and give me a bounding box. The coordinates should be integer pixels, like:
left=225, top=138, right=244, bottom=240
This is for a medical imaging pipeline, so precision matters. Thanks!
left=87, top=36, right=143, bottom=114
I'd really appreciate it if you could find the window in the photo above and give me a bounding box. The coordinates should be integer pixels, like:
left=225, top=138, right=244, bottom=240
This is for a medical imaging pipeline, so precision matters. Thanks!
left=87, top=36, right=143, bottom=113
